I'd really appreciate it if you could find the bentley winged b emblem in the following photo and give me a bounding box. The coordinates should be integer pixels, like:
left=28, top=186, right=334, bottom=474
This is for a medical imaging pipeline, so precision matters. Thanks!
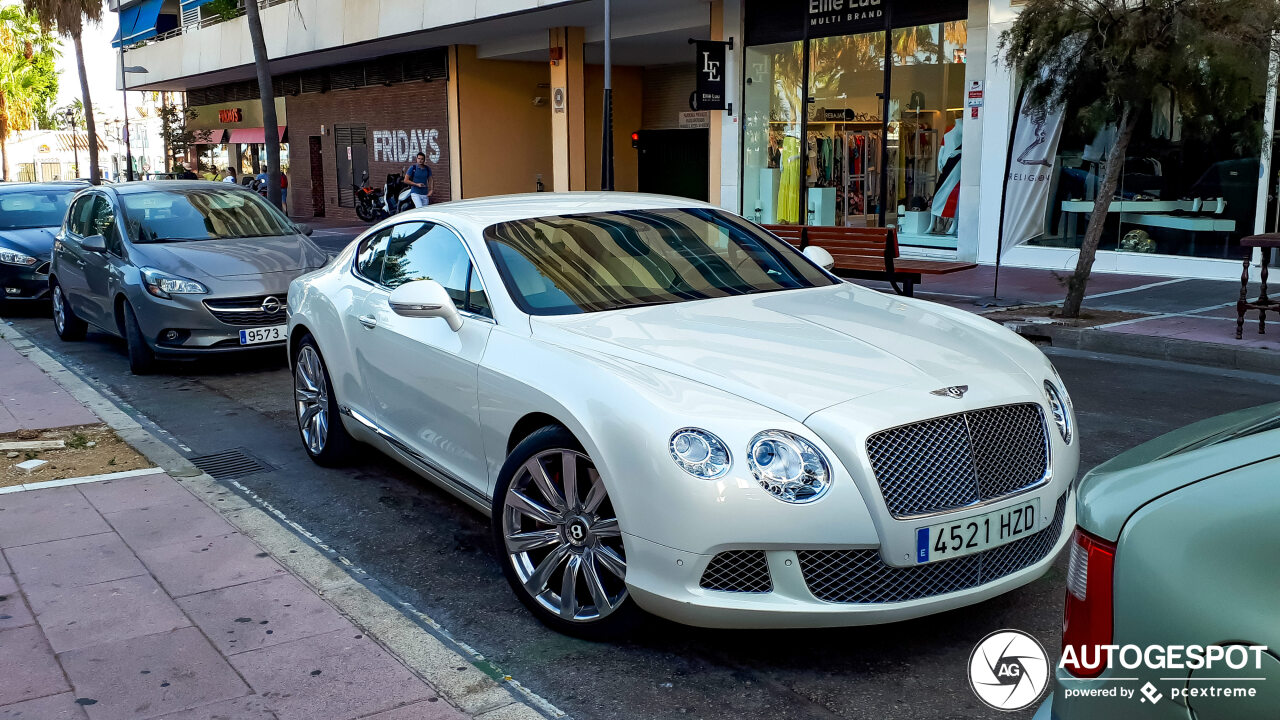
left=930, top=385, right=969, bottom=399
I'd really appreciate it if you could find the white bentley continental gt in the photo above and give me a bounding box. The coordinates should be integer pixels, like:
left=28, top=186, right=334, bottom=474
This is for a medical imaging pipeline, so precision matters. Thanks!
left=286, top=193, right=1079, bottom=636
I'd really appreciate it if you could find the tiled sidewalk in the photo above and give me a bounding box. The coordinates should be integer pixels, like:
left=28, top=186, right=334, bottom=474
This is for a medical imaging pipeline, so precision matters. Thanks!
left=0, top=339, right=97, bottom=433
left=0, top=471, right=464, bottom=720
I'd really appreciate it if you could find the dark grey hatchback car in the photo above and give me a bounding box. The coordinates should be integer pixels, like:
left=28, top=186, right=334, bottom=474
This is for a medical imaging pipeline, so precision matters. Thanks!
left=50, top=181, right=328, bottom=374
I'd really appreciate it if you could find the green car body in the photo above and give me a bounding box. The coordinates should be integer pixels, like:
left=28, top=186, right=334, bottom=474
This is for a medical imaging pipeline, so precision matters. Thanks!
left=1037, top=402, right=1280, bottom=720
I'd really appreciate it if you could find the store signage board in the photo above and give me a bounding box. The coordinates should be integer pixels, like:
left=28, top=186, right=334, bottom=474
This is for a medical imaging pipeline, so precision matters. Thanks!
left=744, top=0, right=967, bottom=45
left=691, top=40, right=728, bottom=111
left=218, top=108, right=243, bottom=123
left=807, top=0, right=885, bottom=36
left=680, top=111, right=711, bottom=129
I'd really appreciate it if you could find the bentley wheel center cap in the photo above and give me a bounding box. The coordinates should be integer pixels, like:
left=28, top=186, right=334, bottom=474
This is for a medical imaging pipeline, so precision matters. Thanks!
left=566, top=517, right=591, bottom=547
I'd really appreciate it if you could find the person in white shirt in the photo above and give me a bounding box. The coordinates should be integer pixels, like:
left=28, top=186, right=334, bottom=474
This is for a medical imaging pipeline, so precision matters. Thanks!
left=222, top=167, right=237, bottom=184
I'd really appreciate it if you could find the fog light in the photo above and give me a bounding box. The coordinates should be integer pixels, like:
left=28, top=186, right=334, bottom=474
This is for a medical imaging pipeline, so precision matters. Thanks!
left=4, top=287, right=20, bottom=295
left=164, top=330, right=180, bottom=341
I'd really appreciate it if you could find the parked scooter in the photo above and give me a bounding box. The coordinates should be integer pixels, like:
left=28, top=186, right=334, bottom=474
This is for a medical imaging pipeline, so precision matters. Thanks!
left=381, top=173, right=415, bottom=217
left=353, top=171, right=384, bottom=222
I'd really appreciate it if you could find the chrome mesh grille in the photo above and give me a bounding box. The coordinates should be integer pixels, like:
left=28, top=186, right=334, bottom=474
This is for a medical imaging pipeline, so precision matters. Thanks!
left=203, top=296, right=286, bottom=326
left=699, top=550, right=772, bottom=593
left=797, top=493, right=1067, bottom=604
left=866, top=403, right=1049, bottom=518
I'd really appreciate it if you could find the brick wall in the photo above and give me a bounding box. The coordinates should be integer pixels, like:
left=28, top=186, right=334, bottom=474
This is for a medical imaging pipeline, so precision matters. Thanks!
left=286, top=81, right=451, bottom=220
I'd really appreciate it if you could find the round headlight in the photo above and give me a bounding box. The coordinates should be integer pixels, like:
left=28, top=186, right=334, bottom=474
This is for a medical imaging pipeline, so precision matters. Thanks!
left=1044, top=380, right=1073, bottom=444
left=746, top=430, right=831, bottom=503
left=669, top=428, right=731, bottom=479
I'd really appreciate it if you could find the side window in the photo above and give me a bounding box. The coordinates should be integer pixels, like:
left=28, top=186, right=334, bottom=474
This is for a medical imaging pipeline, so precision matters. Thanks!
left=91, top=196, right=123, bottom=255
left=381, top=222, right=491, bottom=318
left=67, top=196, right=96, bottom=237
left=354, top=228, right=391, bottom=282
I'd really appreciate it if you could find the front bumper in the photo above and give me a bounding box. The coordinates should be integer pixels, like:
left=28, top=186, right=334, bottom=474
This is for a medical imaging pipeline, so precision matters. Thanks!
left=131, top=277, right=293, bottom=355
left=0, top=261, right=51, bottom=301
left=623, top=489, right=1073, bottom=628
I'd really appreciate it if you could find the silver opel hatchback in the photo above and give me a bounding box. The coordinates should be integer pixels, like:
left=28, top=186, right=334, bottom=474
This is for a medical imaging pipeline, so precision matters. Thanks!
left=49, top=181, right=328, bottom=374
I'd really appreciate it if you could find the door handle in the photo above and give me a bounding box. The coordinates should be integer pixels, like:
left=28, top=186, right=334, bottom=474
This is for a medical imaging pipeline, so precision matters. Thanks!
left=357, top=314, right=377, bottom=329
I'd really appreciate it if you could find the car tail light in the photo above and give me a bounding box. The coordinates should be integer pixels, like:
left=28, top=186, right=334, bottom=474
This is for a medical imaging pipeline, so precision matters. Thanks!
left=1062, top=527, right=1116, bottom=678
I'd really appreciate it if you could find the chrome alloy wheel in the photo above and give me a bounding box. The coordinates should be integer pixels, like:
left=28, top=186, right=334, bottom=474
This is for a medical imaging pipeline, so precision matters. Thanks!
left=52, top=288, right=66, bottom=334
left=502, top=449, right=628, bottom=622
left=294, top=345, right=330, bottom=456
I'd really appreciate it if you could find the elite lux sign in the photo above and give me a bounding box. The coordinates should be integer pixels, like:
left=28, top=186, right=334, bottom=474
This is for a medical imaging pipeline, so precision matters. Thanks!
left=808, top=0, right=884, bottom=35
left=691, top=41, right=727, bottom=111
left=372, top=129, right=441, bottom=164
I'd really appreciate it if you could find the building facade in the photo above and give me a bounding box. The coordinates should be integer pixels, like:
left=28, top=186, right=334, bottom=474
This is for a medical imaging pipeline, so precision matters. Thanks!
left=116, top=0, right=1274, bottom=278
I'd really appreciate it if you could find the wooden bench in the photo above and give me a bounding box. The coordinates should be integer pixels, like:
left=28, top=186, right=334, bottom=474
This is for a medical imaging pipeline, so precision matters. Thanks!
left=761, top=224, right=976, bottom=296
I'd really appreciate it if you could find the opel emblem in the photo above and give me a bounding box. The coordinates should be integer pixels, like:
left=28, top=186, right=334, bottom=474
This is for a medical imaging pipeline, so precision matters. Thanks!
left=260, top=296, right=282, bottom=314
left=930, top=385, right=969, bottom=399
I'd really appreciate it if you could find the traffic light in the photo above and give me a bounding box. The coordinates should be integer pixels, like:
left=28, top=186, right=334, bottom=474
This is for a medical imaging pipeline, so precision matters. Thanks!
left=631, top=131, right=640, bottom=149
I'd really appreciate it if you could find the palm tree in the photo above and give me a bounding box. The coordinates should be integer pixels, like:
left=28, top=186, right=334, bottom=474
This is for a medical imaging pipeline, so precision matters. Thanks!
left=243, top=0, right=282, bottom=208
left=23, top=0, right=101, bottom=183
left=0, top=5, right=46, bottom=181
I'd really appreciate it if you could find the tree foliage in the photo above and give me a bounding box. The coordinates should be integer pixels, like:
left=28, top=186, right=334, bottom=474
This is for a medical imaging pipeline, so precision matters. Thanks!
left=23, top=0, right=103, bottom=183
left=0, top=4, right=57, bottom=179
left=1000, top=0, right=1280, bottom=316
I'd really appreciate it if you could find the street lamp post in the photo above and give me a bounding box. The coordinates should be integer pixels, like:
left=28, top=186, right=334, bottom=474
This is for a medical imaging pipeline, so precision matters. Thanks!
left=61, top=107, right=79, bottom=178
left=115, top=1, right=149, bottom=183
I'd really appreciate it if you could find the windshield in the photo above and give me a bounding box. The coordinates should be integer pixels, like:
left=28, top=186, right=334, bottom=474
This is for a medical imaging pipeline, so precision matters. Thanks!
left=0, top=189, right=75, bottom=230
left=121, top=187, right=296, bottom=243
left=484, top=208, right=836, bottom=315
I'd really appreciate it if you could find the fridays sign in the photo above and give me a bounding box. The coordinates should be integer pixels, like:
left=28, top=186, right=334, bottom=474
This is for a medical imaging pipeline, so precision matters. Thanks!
left=372, top=129, right=442, bottom=164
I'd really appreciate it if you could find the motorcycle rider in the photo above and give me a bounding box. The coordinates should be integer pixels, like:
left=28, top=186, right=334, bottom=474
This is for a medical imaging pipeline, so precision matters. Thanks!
left=404, top=152, right=433, bottom=207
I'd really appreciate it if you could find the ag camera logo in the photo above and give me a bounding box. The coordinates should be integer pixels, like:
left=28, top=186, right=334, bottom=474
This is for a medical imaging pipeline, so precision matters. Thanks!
left=968, top=629, right=1050, bottom=711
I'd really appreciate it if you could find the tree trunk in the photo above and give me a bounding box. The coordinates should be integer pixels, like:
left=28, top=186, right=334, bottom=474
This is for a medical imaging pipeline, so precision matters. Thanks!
left=244, top=0, right=282, bottom=209
left=160, top=92, right=171, bottom=171
left=1, top=136, right=8, bottom=182
left=72, top=32, right=100, bottom=184
left=1060, top=103, right=1140, bottom=318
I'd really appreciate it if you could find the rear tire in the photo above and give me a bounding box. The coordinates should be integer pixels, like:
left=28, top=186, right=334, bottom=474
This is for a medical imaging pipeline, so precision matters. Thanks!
left=122, top=302, right=157, bottom=375
left=355, top=201, right=374, bottom=222
left=492, top=425, right=641, bottom=639
left=293, top=335, right=354, bottom=466
left=51, top=281, right=87, bottom=341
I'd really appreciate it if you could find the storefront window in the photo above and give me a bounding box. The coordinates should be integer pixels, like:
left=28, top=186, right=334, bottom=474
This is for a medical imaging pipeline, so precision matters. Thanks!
left=743, top=41, right=804, bottom=225
left=1033, top=99, right=1259, bottom=259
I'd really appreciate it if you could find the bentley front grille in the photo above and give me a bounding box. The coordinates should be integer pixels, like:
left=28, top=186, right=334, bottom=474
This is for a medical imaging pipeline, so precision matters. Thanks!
left=866, top=403, right=1050, bottom=518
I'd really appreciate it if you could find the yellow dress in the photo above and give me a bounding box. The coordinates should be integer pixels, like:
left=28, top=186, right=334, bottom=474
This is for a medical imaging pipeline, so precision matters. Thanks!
left=777, top=135, right=801, bottom=224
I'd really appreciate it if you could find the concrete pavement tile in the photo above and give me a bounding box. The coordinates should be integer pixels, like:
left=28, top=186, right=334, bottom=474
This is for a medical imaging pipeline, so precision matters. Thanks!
left=0, top=342, right=98, bottom=432
left=361, top=699, right=466, bottom=720
left=0, top=692, right=89, bottom=719
left=5, top=533, right=146, bottom=591
left=104, top=500, right=238, bottom=552
left=0, top=487, right=111, bottom=549
left=137, top=533, right=287, bottom=598
left=0, top=574, right=34, bottom=631
left=0, top=551, right=9, bottom=575
left=229, top=629, right=432, bottom=720
left=151, top=695, right=275, bottom=719
left=79, top=475, right=191, bottom=515
left=0, top=625, right=70, bottom=705
left=58, top=627, right=249, bottom=720
left=26, top=575, right=191, bottom=654
left=176, top=575, right=351, bottom=655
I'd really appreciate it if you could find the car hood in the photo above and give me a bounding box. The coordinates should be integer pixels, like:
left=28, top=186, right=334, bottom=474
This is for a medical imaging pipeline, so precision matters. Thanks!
left=533, top=284, right=1031, bottom=420
left=1076, top=402, right=1280, bottom=541
left=129, top=235, right=327, bottom=279
left=0, top=226, right=58, bottom=261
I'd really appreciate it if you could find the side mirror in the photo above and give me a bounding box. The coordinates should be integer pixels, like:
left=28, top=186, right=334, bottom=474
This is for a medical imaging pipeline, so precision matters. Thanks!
left=804, top=245, right=835, bottom=271
left=80, top=234, right=107, bottom=253
left=295, top=223, right=314, bottom=236
left=388, top=279, right=462, bottom=331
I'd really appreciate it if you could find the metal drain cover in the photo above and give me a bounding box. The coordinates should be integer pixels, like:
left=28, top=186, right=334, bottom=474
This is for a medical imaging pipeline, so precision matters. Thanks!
left=188, top=448, right=273, bottom=479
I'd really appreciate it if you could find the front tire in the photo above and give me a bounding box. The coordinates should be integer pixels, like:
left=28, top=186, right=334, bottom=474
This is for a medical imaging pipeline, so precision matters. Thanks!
left=293, top=336, right=354, bottom=466
left=122, top=302, right=157, bottom=375
left=355, top=201, right=375, bottom=222
left=492, top=425, right=639, bottom=639
left=51, top=282, right=87, bottom=341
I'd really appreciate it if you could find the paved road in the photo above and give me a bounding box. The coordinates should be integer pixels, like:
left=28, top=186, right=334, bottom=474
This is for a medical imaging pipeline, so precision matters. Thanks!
left=6, top=296, right=1279, bottom=720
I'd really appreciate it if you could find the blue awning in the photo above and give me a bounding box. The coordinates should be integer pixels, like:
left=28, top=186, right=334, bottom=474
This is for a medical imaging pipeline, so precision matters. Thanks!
left=111, top=0, right=164, bottom=48
left=180, top=0, right=217, bottom=10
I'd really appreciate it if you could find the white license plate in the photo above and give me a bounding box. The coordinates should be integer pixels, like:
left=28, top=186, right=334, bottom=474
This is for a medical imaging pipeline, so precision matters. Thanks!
left=916, top=498, right=1041, bottom=564
left=238, top=325, right=286, bottom=345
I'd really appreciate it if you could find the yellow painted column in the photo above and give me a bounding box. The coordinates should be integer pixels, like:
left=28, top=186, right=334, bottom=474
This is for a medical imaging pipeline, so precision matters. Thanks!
left=549, top=27, right=586, bottom=192
left=708, top=0, right=724, bottom=205
left=447, top=45, right=464, bottom=199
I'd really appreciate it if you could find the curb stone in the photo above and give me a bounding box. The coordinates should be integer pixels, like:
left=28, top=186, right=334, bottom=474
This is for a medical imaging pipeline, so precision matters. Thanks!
left=0, top=325, right=554, bottom=720
left=1004, top=321, right=1280, bottom=374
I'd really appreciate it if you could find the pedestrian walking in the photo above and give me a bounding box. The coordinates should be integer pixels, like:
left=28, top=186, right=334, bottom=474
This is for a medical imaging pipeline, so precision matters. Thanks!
left=404, top=152, right=433, bottom=207
left=223, top=167, right=238, bottom=184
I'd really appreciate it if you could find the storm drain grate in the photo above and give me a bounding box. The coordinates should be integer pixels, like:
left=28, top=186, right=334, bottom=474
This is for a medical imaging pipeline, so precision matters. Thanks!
left=188, top=448, right=274, bottom=479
